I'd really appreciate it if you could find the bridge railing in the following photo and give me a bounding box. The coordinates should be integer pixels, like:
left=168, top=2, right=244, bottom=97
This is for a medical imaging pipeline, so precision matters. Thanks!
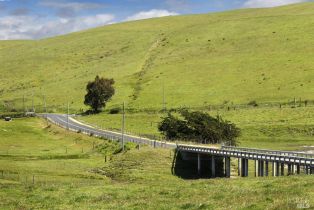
left=222, top=146, right=314, bottom=159
left=178, top=145, right=314, bottom=166
left=45, top=114, right=177, bottom=149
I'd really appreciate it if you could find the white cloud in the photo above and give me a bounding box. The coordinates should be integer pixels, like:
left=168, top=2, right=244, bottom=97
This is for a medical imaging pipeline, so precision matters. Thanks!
left=0, top=8, right=183, bottom=40
left=0, top=14, right=115, bottom=40
left=125, top=9, right=179, bottom=21
left=243, top=0, right=307, bottom=8
left=40, top=1, right=106, bottom=18
left=40, top=1, right=103, bottom=11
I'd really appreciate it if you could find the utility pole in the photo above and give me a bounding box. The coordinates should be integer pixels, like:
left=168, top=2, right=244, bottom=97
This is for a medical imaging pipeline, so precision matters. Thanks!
left=32, top=90, right=34, bottom=112
left=67, top=102, right=69, bottom=130
left=22, top=94, right=25, bottom=113
left=162, top=80, right=166, bottom=112
left=44, top=95, right=48, bottom=126
left=121, top=102, right=125, bottom=152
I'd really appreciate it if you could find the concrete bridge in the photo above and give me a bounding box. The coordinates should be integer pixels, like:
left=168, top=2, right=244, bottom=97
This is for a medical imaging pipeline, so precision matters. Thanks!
left=177, top=145, right=314, bottom=178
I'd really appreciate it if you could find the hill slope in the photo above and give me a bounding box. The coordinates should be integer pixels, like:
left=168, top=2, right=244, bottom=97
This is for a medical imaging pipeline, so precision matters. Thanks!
left=1, top=3, right=314, bottom=112
left=1, top=118, right=313, bottom=209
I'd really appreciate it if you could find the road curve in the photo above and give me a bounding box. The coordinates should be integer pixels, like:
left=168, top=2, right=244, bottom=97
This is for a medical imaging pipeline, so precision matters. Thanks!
left=45, top=113, right=177, bottom=149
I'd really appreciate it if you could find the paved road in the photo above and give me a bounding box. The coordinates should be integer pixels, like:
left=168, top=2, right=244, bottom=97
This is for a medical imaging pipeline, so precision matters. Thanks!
left=42, top=114, right=314, bottom=159
left=45, top=113, right=177, bottom=149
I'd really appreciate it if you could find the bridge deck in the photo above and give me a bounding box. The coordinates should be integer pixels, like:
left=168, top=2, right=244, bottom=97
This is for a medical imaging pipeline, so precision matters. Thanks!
left=222, top=146, right=314, bottom=159
left=178, top=145, right=314, bottom=166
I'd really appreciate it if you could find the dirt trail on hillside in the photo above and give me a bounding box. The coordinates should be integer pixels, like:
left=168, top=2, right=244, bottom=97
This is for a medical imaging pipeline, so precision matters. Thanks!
left=130, top=37, right=165, bottom=100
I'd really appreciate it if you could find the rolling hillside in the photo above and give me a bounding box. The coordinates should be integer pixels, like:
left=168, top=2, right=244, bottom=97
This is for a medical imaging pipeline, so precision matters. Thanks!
left=1, top=118, right=313, bottom=209
left=1, top=3, right=314, bottom=112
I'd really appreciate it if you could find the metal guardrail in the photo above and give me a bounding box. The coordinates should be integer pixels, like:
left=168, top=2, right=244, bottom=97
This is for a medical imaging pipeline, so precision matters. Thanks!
left=178, top=145, right=314, bottom=166
left=222, top=146, right=314, bottom=159
left=45, top=114, right=176, bottom=149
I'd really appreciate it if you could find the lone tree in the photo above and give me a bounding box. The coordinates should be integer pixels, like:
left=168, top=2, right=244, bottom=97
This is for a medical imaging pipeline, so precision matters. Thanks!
left=84, top=75, right=115, bottom=112
left=158, top=109, right=240, bottom=146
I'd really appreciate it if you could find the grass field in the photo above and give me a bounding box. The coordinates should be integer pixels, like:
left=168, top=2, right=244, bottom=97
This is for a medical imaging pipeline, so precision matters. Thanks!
left=0, top=118, right=313, bottom=209
left=1, top=3, right=314, bottom=112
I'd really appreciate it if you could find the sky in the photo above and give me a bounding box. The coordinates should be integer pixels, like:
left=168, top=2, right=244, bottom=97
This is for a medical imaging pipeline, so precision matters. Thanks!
left=0, top=0, right=311, bottom=40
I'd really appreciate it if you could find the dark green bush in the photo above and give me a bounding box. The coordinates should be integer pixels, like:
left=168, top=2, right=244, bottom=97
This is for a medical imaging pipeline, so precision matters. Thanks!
left=158, top=109, right=240, bottom=146
left=109, top=107, right=121, bottom=114
left=248, top=100, right=258, bottom=107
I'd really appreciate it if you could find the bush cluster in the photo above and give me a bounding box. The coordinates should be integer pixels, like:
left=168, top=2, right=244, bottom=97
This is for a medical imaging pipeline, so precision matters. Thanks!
left=158, top=109, right=240, bottom=146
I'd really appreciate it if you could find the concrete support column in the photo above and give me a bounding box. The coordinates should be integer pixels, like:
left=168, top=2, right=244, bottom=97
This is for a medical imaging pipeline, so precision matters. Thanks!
left=255, top=160, right=258, bottom=177
left=241, top=158, right=245, bottom=177
left=296, top=164, right=300, bottom=175
left=197, top=153, right=201, bottom=176
left=211, top=156, right=215, bottom=178
left=288, top=164, right=292, bottom=175
left=276, top=162, right=280, bottom=176
left=310, top=167, right=314, bottom=175
left=265, top=161, right=269, bottom=177
left=272, top=162, right=276, bottom=177
left=241, top=159, right=248, bottom=177
left=292, top=164, right=295, bottom=175
left=281, top=163, right=285, bottom=176
left=225, top=157, right=231, bottom=178
left=259, top=160, right=264, bottom=177
left=238, top=158, right=241, bottom=176
left=305, top=165, right=309, bottom=175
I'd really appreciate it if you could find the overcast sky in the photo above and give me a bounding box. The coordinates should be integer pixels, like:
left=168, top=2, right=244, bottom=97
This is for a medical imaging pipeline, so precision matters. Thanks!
left=0, top=0, right=311, bottom=40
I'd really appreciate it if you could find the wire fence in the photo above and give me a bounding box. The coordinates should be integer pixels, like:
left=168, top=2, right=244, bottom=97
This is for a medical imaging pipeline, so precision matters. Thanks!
left=0, top=170, right=105, bottom=187
left=2, top=97, right=314, bottom=116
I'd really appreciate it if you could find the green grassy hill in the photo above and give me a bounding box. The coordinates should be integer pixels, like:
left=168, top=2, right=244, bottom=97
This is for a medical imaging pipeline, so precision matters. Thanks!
left=1, top=3, right=314, bottom=112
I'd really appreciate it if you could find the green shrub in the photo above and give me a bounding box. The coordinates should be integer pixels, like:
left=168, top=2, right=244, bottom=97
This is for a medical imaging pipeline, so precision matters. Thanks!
left=109, top=107, right=121, bottom=114
left=158, top=109, right=240, bottom=146
left=248, top=100, right=258, bottom=107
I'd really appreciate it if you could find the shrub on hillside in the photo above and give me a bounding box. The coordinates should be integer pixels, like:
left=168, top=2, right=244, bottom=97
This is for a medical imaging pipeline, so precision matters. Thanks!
left=248, top=100, right=258, bottom=107
left=158, top=109, right=240, bottom=146
left=109, top=107, right=121, bottom=114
